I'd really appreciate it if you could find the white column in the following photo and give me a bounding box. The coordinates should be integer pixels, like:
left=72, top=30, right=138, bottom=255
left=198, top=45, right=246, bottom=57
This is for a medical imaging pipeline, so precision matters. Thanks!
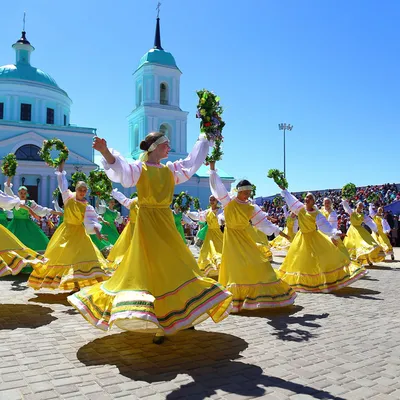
left=13, top=96, right=18, bottom=120
left=35, top=98, right=40, bottom=123
left=49, top=174, right=57, bottom=204
left=154, top=75, right=159, bottom=103
left=40, top=175, right=48, bottom=206
left=5, top=96, right=11, bottom=120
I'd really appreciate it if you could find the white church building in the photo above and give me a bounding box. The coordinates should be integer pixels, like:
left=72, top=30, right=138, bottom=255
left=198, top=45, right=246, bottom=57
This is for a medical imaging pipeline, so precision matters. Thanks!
left=0, top=17, right=234, bottom=210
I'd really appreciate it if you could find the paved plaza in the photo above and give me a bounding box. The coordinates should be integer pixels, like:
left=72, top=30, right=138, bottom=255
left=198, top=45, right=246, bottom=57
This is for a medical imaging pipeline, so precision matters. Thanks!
left=1, top=248, right=400, bottom=400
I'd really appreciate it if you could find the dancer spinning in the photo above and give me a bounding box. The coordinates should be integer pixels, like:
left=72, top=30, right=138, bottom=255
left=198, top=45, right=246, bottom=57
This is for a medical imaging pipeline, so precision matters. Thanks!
left=341, top=200, right=385, bottom=266
left=0, top=190, right=45, bottom=277
left=188, top=195, right=224, bottom=277
left=172, top=203, right=194, bottom=244
left=209, top=162, right=296, bottom=312
left=96, top=198, right=122, bottom=245
left=28, top=161, right=110, bottom=290
left=107, top=188, right=139, bottom=266
left=277, top=188, right=367, bottom=292
left=69, top=132, right=232, bottom=344
left=270, top=205, right=298, bottom=253
left=369, top=204, right=394, bottom=261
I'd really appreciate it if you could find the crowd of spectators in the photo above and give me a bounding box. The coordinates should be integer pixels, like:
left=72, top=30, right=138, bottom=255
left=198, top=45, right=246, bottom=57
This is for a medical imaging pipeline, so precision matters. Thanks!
left=260, top=183, right=400, bottom=246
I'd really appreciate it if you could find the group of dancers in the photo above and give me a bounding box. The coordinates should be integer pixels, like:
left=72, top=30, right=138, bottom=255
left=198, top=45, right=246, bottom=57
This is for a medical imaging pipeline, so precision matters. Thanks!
left=0, top=131, right=395, bottom=344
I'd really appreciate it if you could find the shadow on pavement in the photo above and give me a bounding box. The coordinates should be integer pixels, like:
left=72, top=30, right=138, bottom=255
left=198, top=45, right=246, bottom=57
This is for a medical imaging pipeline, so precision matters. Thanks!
left=28, top=292, right=72, bottom=306
left=0, top=274, right=29, bottom=291
left=366, top=265, right=400, bottom=271
left=0, top=304, right=56, bottom=329
left=331, top=287, right=382, bottom=300
left=234, top=306, right=329, bottom=342
left=77, top=329, right=343, bottom=399
left=360, top=275, right=379, bottom=282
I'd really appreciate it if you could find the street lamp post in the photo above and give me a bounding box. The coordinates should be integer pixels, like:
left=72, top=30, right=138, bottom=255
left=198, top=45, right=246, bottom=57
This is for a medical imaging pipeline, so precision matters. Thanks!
left=278, top=123, right=293, bottom=178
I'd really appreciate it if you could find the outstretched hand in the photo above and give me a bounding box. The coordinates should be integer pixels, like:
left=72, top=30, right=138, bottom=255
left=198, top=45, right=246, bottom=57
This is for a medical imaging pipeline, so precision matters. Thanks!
left=209, top=161, right=216, bottom=171
left=93, top=137, right=108, bottom=154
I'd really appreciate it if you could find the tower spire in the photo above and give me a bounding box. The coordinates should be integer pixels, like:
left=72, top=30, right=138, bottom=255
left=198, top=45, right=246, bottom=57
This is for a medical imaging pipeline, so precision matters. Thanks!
left=154, top=2, right=163, bottom=50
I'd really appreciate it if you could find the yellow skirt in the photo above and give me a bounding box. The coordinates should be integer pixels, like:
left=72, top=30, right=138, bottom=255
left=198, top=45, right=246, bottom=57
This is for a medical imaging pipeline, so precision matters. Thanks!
left=372, top=232, right=393, bottom=256
left=197, top=227, right=223, bottom=277
left=68, top=207, right=232, bottom=335
left=278, top=230, right=367, bottom=293
left=107, top=222, right=136, bottom=267
left=28, top=222, right=110, bottom=291
left=344, top=225, right=385, bottom=265
left=270, top=227, right=294, bottom=253
left=0, top=224, right=45, bottom=277
left=219, top=226, right=296, bottom=313
left=247, top=226, right=273, bottom=261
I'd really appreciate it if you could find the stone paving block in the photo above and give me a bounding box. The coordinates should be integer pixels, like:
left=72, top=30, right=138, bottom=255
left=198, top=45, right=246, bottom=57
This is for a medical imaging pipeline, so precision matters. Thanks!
left=0, top=389, right=22, bottom=400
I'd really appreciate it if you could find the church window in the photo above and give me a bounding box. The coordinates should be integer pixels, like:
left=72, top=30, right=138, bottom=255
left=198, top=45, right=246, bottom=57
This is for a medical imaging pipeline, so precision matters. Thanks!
left=160, top=83, right=169, bottom=105
left=15, top=144, right=42, bottom=161
left=0, top=103, right=3, bottom=119
left=134, top=125, right=139, bottom=149
left=137, top=85, right=143, bottom=106
left=47, top=108, right=55, bottom=124
left=20, top=103, right=31, bottom=121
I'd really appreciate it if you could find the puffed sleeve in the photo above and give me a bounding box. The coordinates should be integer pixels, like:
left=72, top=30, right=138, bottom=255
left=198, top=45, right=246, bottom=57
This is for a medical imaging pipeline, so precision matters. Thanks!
left=251, top=205, right=282, bottom=236
left=327, top=210, right=338, bottom=229
left=382, top=218, right=391, bottom=234
left=52, top=198, right=63, bottom=213
left=115, top=211, right=123, bottom=225
left=293, top=218, right=299, bottom=233
left=209, top=170, right=232, bottom=208
left=363, top=215, right=378, bottom=233
left=96, top=200, right=107, bottom=215
left=3, top=181, right=15, bottom=197
left=182, top=213, right=195, bottom=226
left=111, top=188, right=135, bottom=210
left=0, top=190, right=20, bottom=210
left=341, top=200, right=353, bottom=215
left=55, top=171, right=73, bottom=204
left=167, top=134, right=210, bottom=185
left=316, top=212, right=341, bottom=239
left=281, top=189, right=304, bottom=215
left=29, top=201, right=53, bottom=218
left=369, top=204, right=377, bottom=218
left=101, top=149, right=143, bottom=188
left=84, top=205, right=102, bottom=235
left=282, top=205, right=289, bottom=218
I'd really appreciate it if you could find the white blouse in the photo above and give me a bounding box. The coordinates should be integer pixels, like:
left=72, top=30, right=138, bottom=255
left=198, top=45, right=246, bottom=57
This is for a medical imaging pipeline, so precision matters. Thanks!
left=342, top=200, right=378, bottom=233
left=209, top=170, right=281, bottom=237
left=0, top=189, right=21, bottom=210
left=111, top=188, right=136, bottom=210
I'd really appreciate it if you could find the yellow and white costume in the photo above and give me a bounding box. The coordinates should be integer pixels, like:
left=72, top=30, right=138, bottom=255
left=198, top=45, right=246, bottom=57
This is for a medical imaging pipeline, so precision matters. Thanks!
left=0, top=190, right=45, bottom=277
left=270, top=205, right=298, bottom=253
left=342, top=200, right=385, bottom=265
left=210, top=171, right=296, bottom=312
left=369, top=205, right=393, bottom=257
left=28, top=171, right=110, bottom=290
left=68, top=135, right=232, bottom=335
left=107, top=189, right=139, bottom=266
left=278, top=191, right=367, bottom=293
left=188, top=207, right=224, bottom=277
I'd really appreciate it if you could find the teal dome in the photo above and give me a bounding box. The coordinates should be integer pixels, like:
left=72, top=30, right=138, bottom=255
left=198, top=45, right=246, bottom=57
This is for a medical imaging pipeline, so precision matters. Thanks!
left=0, top=63, right=59, bottom=88
left=138, top=48, right=177, bottom=69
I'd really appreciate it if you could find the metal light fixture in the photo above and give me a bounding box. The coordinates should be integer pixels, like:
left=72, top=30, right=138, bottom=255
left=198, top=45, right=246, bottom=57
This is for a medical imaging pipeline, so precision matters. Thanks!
left=278, top=123, right=294, bottom=178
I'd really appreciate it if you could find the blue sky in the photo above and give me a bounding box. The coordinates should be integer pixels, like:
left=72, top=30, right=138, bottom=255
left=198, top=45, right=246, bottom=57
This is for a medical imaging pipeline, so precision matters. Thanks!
left=1, top=1, right=399, bottom=196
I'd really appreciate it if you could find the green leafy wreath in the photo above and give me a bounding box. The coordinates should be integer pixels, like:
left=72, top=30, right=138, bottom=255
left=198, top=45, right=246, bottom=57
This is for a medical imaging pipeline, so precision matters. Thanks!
left=273, top=196, right=285, bottom=208
left=130, top=192, right=138, bottom=199
left=175, top=191, right=193, bottom=212
left=367, top=193, right=380, bottom=204
left=1, top=153, right=18, bottom=177
left=193, top=197, right=201, bottom=210
left=267, top=169, right=288, bottom=189
left=71, top=171, right=87, bottom=186
left=251, top=184, right=257, bottom=199
left=53, top=187, right=60, bottom=199
left=38, top=138, right=69, bottom=167
left=88, top=170, right=113, bottom=200
left=342, top=183, right=357, bottom=200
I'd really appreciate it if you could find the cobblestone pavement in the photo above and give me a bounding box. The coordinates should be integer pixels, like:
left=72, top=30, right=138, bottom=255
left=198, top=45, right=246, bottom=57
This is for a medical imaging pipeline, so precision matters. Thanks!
left=1, top=248, right=400, bottom=400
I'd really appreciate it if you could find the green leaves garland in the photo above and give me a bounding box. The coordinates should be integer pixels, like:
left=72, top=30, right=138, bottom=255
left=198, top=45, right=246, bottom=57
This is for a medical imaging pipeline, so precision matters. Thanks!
left=1, top=153, right=18, bottom=177
left=367, top=193, right=380, bottom=204
left=342, top=183, right=357, bottom=200
left=267, top=169, right=288, bottom=189
left=38, top=138, right=69, bottom=167
left=71, top=171, right=87, bottom=186
left=53, top=187, right=60, bottom=199
left=193, top=197, right=201, bottom=210
left=251, top=184, right=257, bottom=199
left=88, top=170, right=113, bottom=200
left=273, top=196, right=285, bottom=208
left=196, top=89, right=225, bottom=162
left=175, top=191, right=193, bottom=212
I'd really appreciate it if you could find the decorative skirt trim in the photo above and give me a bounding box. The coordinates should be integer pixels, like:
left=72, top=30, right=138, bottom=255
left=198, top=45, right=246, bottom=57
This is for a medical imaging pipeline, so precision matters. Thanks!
left=0, top=249, right=45, bottom=277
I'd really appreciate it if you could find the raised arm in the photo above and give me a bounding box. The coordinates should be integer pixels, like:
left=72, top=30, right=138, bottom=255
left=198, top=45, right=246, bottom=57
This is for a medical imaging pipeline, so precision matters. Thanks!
left=4, top=177, right=15, bottom=197
left=0, top=189, right=20, bottom=210
left=111, top=188, right=135, bottom=210
left=327, top=210, right=338, bottom=229
left=167, top=134, right=210, bottom=185
left=341, top=199, right=353, bottom=216
left=55, top=171, right=73, bottom=204
left=281, top=189, right=304, bottom=215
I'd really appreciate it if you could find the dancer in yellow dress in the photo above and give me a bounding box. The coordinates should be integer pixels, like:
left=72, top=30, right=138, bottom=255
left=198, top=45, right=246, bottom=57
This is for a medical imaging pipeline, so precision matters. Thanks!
left=277, top=188, right=367, bottom=293
left=0, top=190, right=45, bottom=277
left=270, top=205, right=298, bottom=253
left=28, top=161, right=110, bottom=290
left=342, top=200, right=385, bottom=266
left=209, top=162, right=296, bottom=312
left=369, top=204, right=394, bottom=261
left=320, top=198, right=350, bottom=259
left=107, top=188, right=139, bottom=267
left=188, top=195, right=224, bottom=277
left=68, top=132, right=232, bottom=344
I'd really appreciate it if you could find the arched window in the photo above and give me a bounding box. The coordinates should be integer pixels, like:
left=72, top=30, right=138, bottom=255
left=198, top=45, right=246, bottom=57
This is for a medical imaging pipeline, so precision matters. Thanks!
left=160, top=83, right=169, bottom=105
left=15, top=144, right=42, bottom=161
left=134, top=125, right=139, bottom=149
left=137, top=85, right=143, bottom=107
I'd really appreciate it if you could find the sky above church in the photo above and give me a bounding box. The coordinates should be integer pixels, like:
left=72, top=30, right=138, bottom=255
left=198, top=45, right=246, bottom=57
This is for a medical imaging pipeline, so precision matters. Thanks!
left=1, top=1, right=399, bottom=196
